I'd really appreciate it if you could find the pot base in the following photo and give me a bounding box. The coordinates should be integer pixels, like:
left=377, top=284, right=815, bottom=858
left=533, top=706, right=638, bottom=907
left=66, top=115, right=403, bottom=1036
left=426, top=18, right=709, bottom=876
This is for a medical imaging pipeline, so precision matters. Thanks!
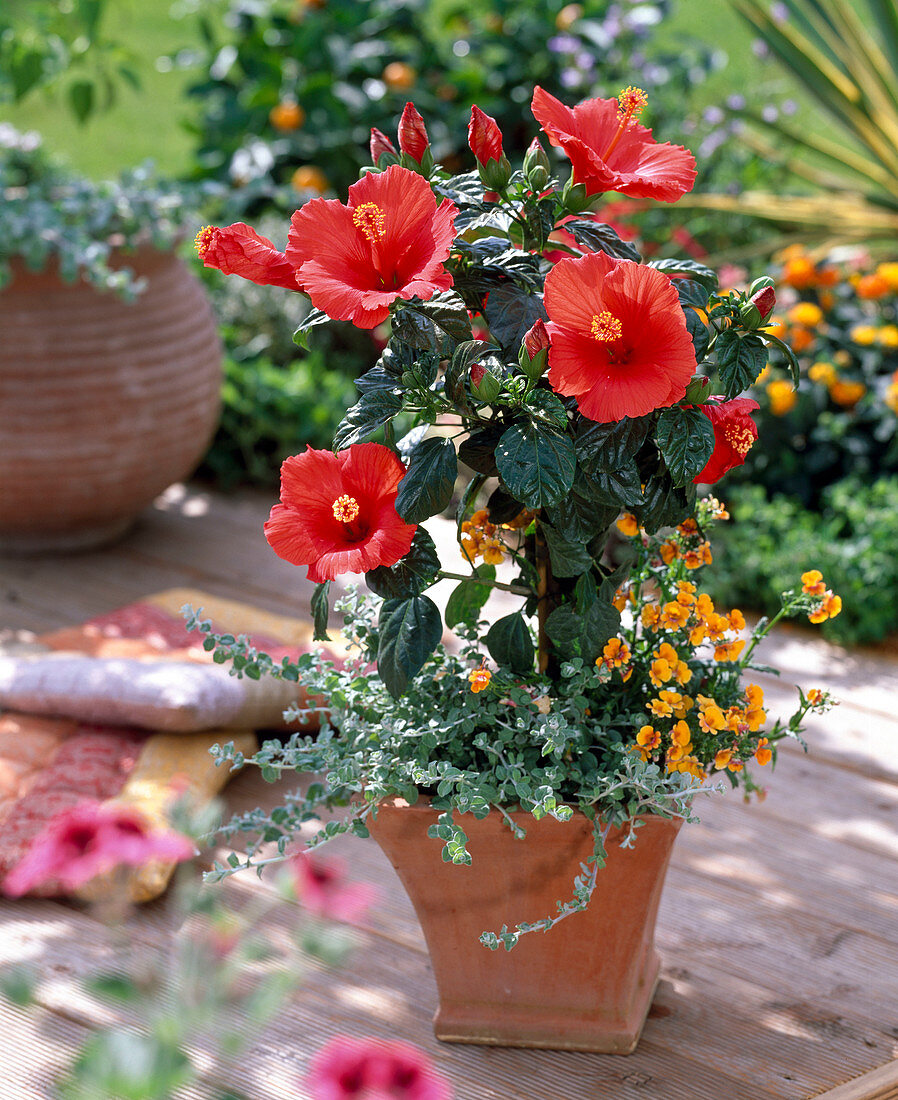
left=0, top=517, right=134, bottom=557
left=433, top=961, right=660, bottom=1053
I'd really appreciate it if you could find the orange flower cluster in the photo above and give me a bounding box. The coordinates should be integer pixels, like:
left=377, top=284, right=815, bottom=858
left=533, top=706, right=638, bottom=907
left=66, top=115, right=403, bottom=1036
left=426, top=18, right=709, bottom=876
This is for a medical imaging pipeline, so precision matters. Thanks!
left=801, top=570, right=842, bottom=624
left=460, top=508, right=533, bottom=566
left=657, top=518, right=712, bottom=571
left=642, top=581, right=746, bottom=663
left=468, top=666, right=492, bottom=693
left=631, top=682, right=769, bottom=779
left=596, top=636, right=633, bottom=681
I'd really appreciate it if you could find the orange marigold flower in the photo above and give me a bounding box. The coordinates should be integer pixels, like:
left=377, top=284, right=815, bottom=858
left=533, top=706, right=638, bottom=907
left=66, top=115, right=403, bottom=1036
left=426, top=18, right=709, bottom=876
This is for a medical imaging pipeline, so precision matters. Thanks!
left=829, top=380, right=866, bottom=407
left=641, top=604, right=661, bottom=630
left=781, top=256, right=817, bottom=289
left=673, top=660, right=693, bottom=686
left=468, top=667, right=492, bottom=693
left=616, top=513, right=640, bottom=537
left=648, top=697, right=674, bottom=718
left=649, top=658, right=673, bottom=687
left=706, top=612, right=731, bottom=642
left=725, top=706, right=747, bottom=734
left=694, top=593, right=715, bottom=620
left=807, top=688, right=824, bottom=706
left=612, top=586, right=628, bottom=612
left=851, top=324, right=877, bottom=346
left=801, top=569, right=826, bottom=595
left=683, top=541, right=712, bottom=569
left=787, top=302, right=823, bottom=327
left=660, top=541, right=680, bottom=565
left=689, top=624, right=707, bottom=646
left=677, top=519, right=699, bottom=537
left=809, top=591, right=842, bottom=624
left=676, top=580, right=697, bottom=605
left=808, top=361, right=837, bottom=385
left=745, top=683, right=764, bottom=707
left=754, top=737, right=773, bottom=766
left=728, top=608, right=746, bottom=631
left=699, top=704, right=726, bottom=734
left=714, top=638, right=745, bottom=662
left=660, top=601, right=691, bottom=629
left=637, top=725, right=662, bottom=751
left=878, top=325, right=898, bottom=348
left=602, top=637, right=632, bottom=668
left=714, top=748, right=733, bottom=770
left=766, top=379, right=797, bottom=416
left=671, top=720, right=692, bottom=748
left=656, top=642, right=679, bottom=664
left=856, top=272, right=890, bottom=299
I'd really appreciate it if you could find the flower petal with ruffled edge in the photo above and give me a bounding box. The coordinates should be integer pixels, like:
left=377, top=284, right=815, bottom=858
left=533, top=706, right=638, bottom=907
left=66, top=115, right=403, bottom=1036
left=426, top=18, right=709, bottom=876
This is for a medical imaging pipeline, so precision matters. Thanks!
left=285, top=165, right=457, bottom=329
left=545, top=251, right=696, bottom=423
left=531, top=87, right=696, bottom=202
left=264, top=443, right=417, bottom=583
left=693, top=397, right=760, bottom=484
left=195, top=223, right=302, bottom=291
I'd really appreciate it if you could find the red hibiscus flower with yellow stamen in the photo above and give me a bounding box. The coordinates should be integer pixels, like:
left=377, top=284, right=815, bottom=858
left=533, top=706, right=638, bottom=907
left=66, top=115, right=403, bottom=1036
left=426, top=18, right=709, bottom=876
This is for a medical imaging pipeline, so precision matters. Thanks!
left=194, top=223, right=302, bottom=291
left=692, top=397, right=760, bottom=484
left=264, top=443, right=417, bottom=583
left=531, top=85, right=696, bottom=202
left=544, top=251, right=697, bottom=422
left=285, top=165, right=457, bottom=329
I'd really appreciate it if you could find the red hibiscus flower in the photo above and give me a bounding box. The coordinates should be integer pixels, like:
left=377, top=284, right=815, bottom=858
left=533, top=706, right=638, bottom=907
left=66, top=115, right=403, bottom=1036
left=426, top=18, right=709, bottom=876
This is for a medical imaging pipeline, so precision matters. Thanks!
left=264, top=443, right=417, bottom=583
left=531, top=86, right=696, bottom=202
left=285, top=165, right=457, bottom=328
left=693, top=397, right=760, bottom=484
left=3, top=801, right=194, bottom=897
left=544, top=251, right=696, bottom=422
left=194, top=223, right=302, bottom=291
left=307, top=1036, right=451, bottom=1100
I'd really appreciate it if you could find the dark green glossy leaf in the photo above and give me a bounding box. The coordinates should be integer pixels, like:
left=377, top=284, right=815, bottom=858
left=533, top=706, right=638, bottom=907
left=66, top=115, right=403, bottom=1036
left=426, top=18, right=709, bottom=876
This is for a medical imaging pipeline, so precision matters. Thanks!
left=445, top=564, right=495, bottom=628
left=581, top=459, right=644, bottom=507
left=575, top=416, right=652, bottom=469
left=648, top=258, right=719, bottom=291
left=395, top=437, right=457, bottom=523
left=716, top=330, right=768, bottom=399
left=676, top=279, right=710, bottom=309
left=458, top=426, right=503, bottom=476
left=656, top=405, right=715, bottom=486
left=486, top=483, right=526, bottom=525
left=524, top=389, right=568, bottom=429
left=636, top=473, right=695, bottom=533
left=542, top=523, right=594, bottom=577
left=485, top=613, right=534, bottom=674
left=484, top=283, right=548, bottom=353
left=311, top=581, right=331, bottom=641
left=333, top=389, right=402, bottom=449
left=545, top=491, right=615, bottom=541
left=685, top=308, right=710, bottom=361
left=544, top=599, right=620, bottom=661
left=293, top=308, right=331, bottom=350
left=561, top=219, right=641, bottom=261
left=392, top=292, right=472, bottom=355
left=366, top=529, right=440, bottom=599
left=496, top=423, right=576, bottom=508
left=377, top=595, right=443, bottom=698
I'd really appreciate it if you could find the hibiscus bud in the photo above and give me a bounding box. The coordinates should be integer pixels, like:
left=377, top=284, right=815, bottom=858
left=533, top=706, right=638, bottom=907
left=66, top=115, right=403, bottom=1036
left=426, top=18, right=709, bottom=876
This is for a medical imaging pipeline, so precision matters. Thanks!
left=747, top=279, right=776, bottom=324
left=683, top=374, right=712, bottom=403
left=523, top=137, right=550, bottom=191
left=562, top=177, right=590, bottom=213
left=398, top=102, right=433, bottom=175
left=369, top=127, right=398, bottom=169
left=519, top=318, right=550, bottom=380
left=469, top=105, right=512, bottom=191
left=471, top=363, right=501, bottom=403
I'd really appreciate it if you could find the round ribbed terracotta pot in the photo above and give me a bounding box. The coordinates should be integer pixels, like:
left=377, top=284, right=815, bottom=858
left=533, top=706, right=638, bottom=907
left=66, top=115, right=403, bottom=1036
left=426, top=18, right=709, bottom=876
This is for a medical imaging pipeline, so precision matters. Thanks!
left=0, top=247, right=222, bottom=553
left=368, top=798, right=682, bottom=1054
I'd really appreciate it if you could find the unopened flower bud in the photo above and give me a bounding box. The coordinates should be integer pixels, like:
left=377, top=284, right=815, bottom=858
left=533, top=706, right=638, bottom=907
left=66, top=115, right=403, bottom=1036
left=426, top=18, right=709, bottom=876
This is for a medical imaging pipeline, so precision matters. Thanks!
left=470, top=363, right=501, bottom=403
left=398, top=103, right=433, bottom=174
left=523, top=137, right=550, bottom=191
left=468, top=106, right=511, bottom=191
left=683, top=375, right=712, bottom=403
left=519, top=318, right=550, bottom=380
left=748, top=283, right=776, bottom=324
left=562, top=178, right=589, bottom=213
left=370, top=127, right=398, bottom=168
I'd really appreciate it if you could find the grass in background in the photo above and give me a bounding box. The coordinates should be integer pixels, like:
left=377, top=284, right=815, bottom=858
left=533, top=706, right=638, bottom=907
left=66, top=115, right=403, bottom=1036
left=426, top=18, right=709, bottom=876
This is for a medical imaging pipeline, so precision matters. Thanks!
left=0, top=0, right=811, bottom=181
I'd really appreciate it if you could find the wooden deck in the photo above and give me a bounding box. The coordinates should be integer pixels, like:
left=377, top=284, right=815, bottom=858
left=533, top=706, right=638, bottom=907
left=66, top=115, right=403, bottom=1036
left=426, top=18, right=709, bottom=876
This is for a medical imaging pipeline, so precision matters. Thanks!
left=1, top=482, right=897, bottom=1100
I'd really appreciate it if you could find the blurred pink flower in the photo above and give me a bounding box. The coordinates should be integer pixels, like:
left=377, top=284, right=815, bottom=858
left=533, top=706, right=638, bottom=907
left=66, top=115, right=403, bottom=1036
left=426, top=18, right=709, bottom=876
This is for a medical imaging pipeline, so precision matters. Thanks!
left=307, top=1036, right=451, bottom=1100
left=3, top=800, right=194, bottom=897
left=290, top=852, right=376, bottom=923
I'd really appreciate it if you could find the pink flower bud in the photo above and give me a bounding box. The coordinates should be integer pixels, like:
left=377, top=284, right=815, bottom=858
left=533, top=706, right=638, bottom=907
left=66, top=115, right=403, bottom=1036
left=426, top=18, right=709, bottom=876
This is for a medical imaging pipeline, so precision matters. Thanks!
left=750, top=284, right=776, bottom=322
left=470, top=363, right=486, bottom=386
left=468, top=105, right=504, bottom=164
left=523, top=318, right=550, bottom=358
left=369, top=127, right=398, bottom=165
left=398, top=102, right=430, bottom=162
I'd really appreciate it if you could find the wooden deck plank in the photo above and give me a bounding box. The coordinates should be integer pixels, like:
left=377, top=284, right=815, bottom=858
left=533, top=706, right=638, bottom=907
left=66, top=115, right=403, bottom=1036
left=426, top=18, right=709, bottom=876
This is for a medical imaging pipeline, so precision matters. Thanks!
left=815, top=1060, right=898, bottom=1100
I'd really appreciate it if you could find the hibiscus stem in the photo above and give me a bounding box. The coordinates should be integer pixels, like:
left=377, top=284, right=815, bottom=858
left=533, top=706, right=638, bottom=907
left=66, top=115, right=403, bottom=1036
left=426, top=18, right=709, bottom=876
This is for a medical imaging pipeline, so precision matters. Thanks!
left=437, top=570, right=531, bottom=596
